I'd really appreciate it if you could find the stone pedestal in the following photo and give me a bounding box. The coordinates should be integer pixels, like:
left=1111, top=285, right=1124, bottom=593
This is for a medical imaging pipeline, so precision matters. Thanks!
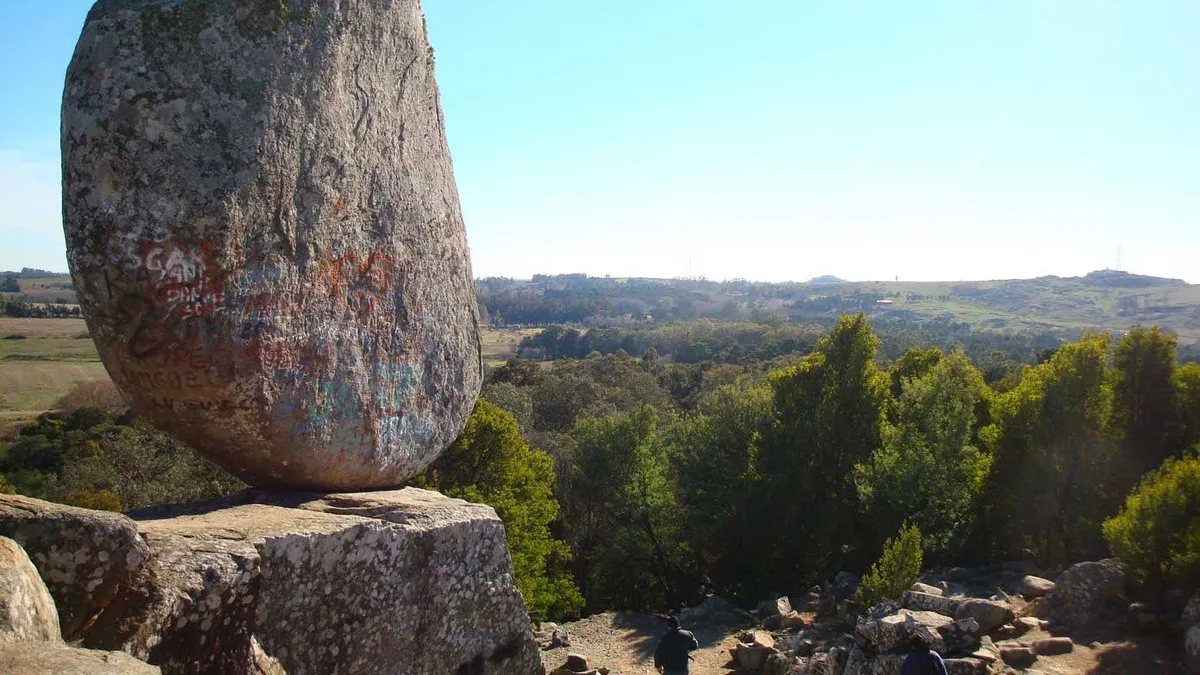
left=0, top=490, right=542, bottom=675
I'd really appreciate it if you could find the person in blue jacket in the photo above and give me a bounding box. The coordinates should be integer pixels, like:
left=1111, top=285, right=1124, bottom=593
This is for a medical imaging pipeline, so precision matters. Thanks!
left=900, top=630, right=948, bottom=675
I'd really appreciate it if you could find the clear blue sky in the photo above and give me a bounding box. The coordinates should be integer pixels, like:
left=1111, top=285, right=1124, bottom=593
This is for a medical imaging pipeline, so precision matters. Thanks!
left=1, top=0, right=1197, bottom=282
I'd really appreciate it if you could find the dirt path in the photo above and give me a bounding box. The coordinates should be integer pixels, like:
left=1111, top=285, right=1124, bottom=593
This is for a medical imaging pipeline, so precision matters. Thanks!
left=540, top=612, right=748, bottom=675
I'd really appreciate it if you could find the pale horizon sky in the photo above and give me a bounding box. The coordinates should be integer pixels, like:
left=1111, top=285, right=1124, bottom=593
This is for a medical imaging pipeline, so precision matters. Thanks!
left=1, top=1, right=1197, bottom=283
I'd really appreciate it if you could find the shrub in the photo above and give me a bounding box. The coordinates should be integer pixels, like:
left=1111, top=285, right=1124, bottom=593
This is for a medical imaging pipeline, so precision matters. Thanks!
left=857, top=523, right=923, bottom=607
left=54, top=380, right=125, bottom=412
left=1103, top=451, right=1200, bottom=592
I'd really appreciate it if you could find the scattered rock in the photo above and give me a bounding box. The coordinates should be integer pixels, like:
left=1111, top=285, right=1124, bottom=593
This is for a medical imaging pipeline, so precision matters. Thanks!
left=911, top=582, right=944, bottom=597
left=954, top=598, right=1014, bottom=634
left=734, top=641, right=777, bottom=671
left=843, top=645, right=904, bottom=675
left=759, top=595, right=794, bottom=618
left=901, top=591, right=962, bottom=618
left=820, top=573, right=861, bottom=616
left=1045, top=559, right=1126, bottom=634
left=1014, top=616, right=1040, bottom=634
left=943, top=657, right=988, bottom=675
left=999, top=645, right=1037, bottom=668
left=1033, top=637, right=1074, bottom=656
left=62, top=0, right=482, bottom=491
left=680, top=595, right=741, bottom=623
left=1184, top=595, right=1200, bottom=674
left=937, top=617, right=981, bottom=656
left=0, top=537, right=60, bottom=642
left=1020, top=575, right=1055, bottom=598
left=0, top=641, right=161, bottom=674
left=535, top=622, right=570, bottom=650
left=0, top=493, right=151, bottom=643
left=766, top=651, right=808, bottom=675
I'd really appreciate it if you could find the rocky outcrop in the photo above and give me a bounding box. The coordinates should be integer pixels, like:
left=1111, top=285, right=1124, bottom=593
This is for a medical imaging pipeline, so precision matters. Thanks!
left=855, top=605, right=951, bottom=654
left=0, top=489, right=540, bottom=675
left=1183, top=595, right=1200, bottom=674
left=0, top=641, right=161, bottom=674
left=901, top=591, right=961, bottom=617
left=0, top=494, right=150, bottom=642
left=62, top=0, right=481, bottom=490
left=1045, top=559, right=1126, bottom=634
left=0, top=536, right=60, bottom=642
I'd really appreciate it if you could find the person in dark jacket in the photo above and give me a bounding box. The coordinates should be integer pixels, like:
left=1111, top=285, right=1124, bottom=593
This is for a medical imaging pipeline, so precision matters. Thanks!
left=900, top=630, right=948, bottom=675
left=654, top=615, right=699, bottom=675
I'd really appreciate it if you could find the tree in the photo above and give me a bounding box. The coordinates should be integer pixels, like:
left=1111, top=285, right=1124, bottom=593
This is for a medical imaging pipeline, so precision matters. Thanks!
left=1112, top=326, right=1179, bottom=473
left=1103, top=451, right=1200, bottom=594
left=756, top=314, right=890, bottom=586
left=857, top=351, right=989, bottom=561
left=856, top=523, right=923, bottom=607
left=0, top=275, right=19, bottom=293
left=414, top=400, right=583, bottom=620
left=977, top=333, right=1119, bottom=564
left=888, top=346, right=942, bottom=399
left=671, top=381, right=772, bottom=599
left=566, top=406, right=686, bottom=611
left=1176, top=364, right=1200, bottom=452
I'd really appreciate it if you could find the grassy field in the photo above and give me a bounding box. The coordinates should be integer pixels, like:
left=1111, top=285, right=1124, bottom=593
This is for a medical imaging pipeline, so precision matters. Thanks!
left=0, top=317, right=107, bottom=436
left=482, top=327, right=540, bottom=365
left=0, top=275, right=79, bottom=305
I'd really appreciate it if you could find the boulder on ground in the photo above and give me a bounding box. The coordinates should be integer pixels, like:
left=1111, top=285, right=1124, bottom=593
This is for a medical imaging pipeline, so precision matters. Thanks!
left=1185, top=595, right=1200, bottom=674
left=1045, top=559, right=1127, bottom=634
left=820, top=572, right=861, bottom=616
left=954, top=598, right=1013, bottom=633
left=911, top=582, right=944, bottom=597
left=1033, top=637, right=1073, bottom=655
left=1020, top=575, right=1055, bottom=598
left=943, top=657, right=988, bottom=675
left=0, top=537, right=60, bottom=642
left=1013, top=616, right=1040, bottom=634
left=843, top=645, right=903, bottom=675
left=759, top=595, right=793, bottom=618
left=62, top=0, right=482, bottom=491
left=901, top=591, right=961, bottom=618
left=855, top=606, right=951, bottom=653
left=936, top=617, right=980, bottom=656
left=998, top=645, right=1036, bottom=668
left=0, top=494, right=150, bottom=643
left=0, top=641, right=160, bottom=674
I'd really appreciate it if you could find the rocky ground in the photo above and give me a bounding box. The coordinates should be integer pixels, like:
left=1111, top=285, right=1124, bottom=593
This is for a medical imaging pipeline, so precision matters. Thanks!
left=537, top=560, right=1188, bottom=675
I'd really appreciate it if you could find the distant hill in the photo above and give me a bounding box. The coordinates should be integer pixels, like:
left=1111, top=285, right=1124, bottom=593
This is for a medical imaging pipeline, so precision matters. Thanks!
left=7, top=270, right=1199, bottom=344
left=479, top=270, right=1200, bottom=344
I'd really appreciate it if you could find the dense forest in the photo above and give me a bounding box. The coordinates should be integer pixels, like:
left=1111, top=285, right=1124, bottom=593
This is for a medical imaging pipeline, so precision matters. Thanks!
left=4, top=316, right=1198, bottom=623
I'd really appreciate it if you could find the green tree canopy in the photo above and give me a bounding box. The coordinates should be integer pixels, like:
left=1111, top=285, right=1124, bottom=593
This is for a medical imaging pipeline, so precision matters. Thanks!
left=415, top=399, right=583, bottom=620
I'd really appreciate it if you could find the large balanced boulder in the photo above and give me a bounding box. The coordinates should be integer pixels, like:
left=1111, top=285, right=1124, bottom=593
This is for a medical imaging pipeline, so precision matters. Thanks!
left=0, top=537, right=60, bottom=642
left=61, top=0, right=481, bottom=489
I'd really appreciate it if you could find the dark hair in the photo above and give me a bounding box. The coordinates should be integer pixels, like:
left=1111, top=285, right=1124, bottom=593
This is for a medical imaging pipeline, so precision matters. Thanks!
left=667, top=615, right=680, bottom=629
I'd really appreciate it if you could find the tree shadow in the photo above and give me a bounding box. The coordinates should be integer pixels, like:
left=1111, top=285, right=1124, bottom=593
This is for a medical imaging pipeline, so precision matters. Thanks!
left=610, top=611, right=744, bottom=662
left=1086, top=638, right=1182, bottom=674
